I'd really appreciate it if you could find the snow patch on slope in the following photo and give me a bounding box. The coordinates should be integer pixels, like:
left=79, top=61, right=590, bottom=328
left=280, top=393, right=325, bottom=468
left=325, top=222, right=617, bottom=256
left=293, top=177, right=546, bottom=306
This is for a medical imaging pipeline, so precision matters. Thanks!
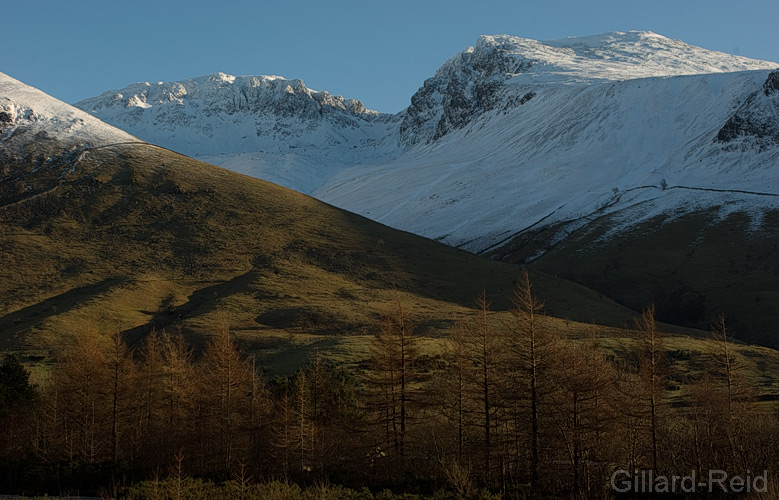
left=588, top=189, right=779, bottom=248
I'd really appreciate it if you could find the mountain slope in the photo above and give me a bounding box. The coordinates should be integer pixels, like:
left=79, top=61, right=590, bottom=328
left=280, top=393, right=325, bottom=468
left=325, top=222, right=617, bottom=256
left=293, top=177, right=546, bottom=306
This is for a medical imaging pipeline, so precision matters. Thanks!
left=1, top=74, right=646, bottom=363
left=72, top=32, right=779, bottom=345
left=329, top=68, right=779, bottom=245
left=514, top=204, right=779, bottom=347
left=1, top=72, right=135, bottom=154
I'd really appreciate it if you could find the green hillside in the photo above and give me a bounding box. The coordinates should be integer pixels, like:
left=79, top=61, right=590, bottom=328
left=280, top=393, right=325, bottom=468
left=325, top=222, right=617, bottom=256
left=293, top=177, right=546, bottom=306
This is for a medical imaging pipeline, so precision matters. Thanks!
left=0, top=143, right=639, bottom=360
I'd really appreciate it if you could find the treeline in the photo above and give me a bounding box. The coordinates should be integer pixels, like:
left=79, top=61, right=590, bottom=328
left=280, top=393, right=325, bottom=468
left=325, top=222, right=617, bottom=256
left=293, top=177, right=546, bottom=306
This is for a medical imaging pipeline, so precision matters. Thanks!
left=1, top=272, right=779, bottom=499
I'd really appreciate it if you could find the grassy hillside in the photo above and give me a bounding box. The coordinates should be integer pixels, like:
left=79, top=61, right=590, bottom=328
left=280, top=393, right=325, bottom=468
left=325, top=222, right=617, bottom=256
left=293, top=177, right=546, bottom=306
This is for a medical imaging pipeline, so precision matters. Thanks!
left=0, top=143, right=640, bottom=360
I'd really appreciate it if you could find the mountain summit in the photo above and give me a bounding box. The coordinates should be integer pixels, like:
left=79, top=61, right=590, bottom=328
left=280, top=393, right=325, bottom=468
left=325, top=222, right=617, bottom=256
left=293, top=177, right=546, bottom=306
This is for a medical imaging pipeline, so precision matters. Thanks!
left=474, top=31, right=775, bottom=82
left=76, top=72, right=396, bottom=157
left=399, top=30, right=778, bottom=145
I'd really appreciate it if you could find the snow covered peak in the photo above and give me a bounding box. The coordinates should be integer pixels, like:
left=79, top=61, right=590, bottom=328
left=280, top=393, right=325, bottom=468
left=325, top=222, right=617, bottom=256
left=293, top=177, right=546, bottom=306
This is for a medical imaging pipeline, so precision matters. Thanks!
left=211, top=71, right=237, bottom=83
left=440, top=31, right=777, bottom=84
left=399, top=32, right=778, bottom=146
left=76, top=72, right=393, bottom=157
left=77, top=72, right=382, bottom=119
left=0, top=72, right=135, bottom=152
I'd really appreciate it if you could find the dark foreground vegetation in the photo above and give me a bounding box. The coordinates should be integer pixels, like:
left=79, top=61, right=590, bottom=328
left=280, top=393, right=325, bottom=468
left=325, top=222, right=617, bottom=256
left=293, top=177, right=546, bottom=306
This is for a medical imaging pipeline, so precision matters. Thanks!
left=120, top=477, right=503, bottom=500
left=1, top=273, right=778, bottom=499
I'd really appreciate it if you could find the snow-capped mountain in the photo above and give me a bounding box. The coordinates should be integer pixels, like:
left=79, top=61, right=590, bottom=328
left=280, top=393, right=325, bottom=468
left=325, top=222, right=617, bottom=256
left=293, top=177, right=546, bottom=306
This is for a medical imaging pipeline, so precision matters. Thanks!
left=398, top=31, right=779, bottom=146
left=75, top=31, right=779, bottom=253
left=76, top=72, right=395, bottom=156
left=327, top=32, right=778, bottom=252
left=319, top=51, right=779, bottom=252
left=75, top=72, right=399, bottom=192
left=1, top=72, right=135, bottom=158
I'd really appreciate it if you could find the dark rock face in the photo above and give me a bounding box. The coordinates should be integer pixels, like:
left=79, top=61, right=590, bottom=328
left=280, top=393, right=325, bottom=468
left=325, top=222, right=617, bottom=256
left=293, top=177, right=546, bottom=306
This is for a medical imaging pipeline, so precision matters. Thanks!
left=518, top=91, right=535, bottom=105
left=717, top=113, right=751, bottom=143
left=504, top=91, right=535, bottom=109
left=186, top=78, right=373, bottom=129
left=717, top=71, right=779, bottom=151
left=399, top=37, right=535, bottom=146
left=763, top=70, right=779, bottom=95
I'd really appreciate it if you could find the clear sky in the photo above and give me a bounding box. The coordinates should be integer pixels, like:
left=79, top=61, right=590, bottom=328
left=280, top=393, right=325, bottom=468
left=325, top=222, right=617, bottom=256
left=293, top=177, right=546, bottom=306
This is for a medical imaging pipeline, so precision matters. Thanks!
left=3, top=0, right=778, bottom=113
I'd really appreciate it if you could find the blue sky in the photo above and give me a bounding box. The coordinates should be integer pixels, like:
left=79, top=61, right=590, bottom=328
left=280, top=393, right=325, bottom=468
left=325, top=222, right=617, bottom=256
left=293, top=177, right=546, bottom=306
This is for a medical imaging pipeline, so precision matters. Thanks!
left=4, top=0, right=778, bottom=113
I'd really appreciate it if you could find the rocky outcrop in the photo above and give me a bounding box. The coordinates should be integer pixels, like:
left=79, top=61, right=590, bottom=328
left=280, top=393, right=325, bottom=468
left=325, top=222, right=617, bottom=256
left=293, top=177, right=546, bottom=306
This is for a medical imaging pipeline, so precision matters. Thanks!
left=79, top=73, right=379, bottom=122
left=399, top=36, right=535, bottom=146
left=764, top=70, right=779, bottom=95
left=717, top=70, right=779, bottom=151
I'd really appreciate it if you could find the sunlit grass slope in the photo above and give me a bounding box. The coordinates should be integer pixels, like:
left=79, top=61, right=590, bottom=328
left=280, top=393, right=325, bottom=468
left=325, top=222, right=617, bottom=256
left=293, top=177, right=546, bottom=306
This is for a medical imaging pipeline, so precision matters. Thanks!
left=0, top=143, right=639, bottom=356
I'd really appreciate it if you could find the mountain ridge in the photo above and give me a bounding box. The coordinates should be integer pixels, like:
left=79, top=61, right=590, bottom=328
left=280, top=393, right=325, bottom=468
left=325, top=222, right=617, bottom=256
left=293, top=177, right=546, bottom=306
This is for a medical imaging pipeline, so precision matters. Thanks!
left=73, top=31, right=778, bottom=175
left=75, top=72, right=397, bottom=157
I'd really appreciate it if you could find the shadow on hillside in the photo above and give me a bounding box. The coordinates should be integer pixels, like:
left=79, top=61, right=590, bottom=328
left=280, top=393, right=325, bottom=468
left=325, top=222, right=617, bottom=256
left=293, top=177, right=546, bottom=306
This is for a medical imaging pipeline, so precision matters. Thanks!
left=0, top=277, right=127, bottom=349
left=122, top=269, right=262, bottom=348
